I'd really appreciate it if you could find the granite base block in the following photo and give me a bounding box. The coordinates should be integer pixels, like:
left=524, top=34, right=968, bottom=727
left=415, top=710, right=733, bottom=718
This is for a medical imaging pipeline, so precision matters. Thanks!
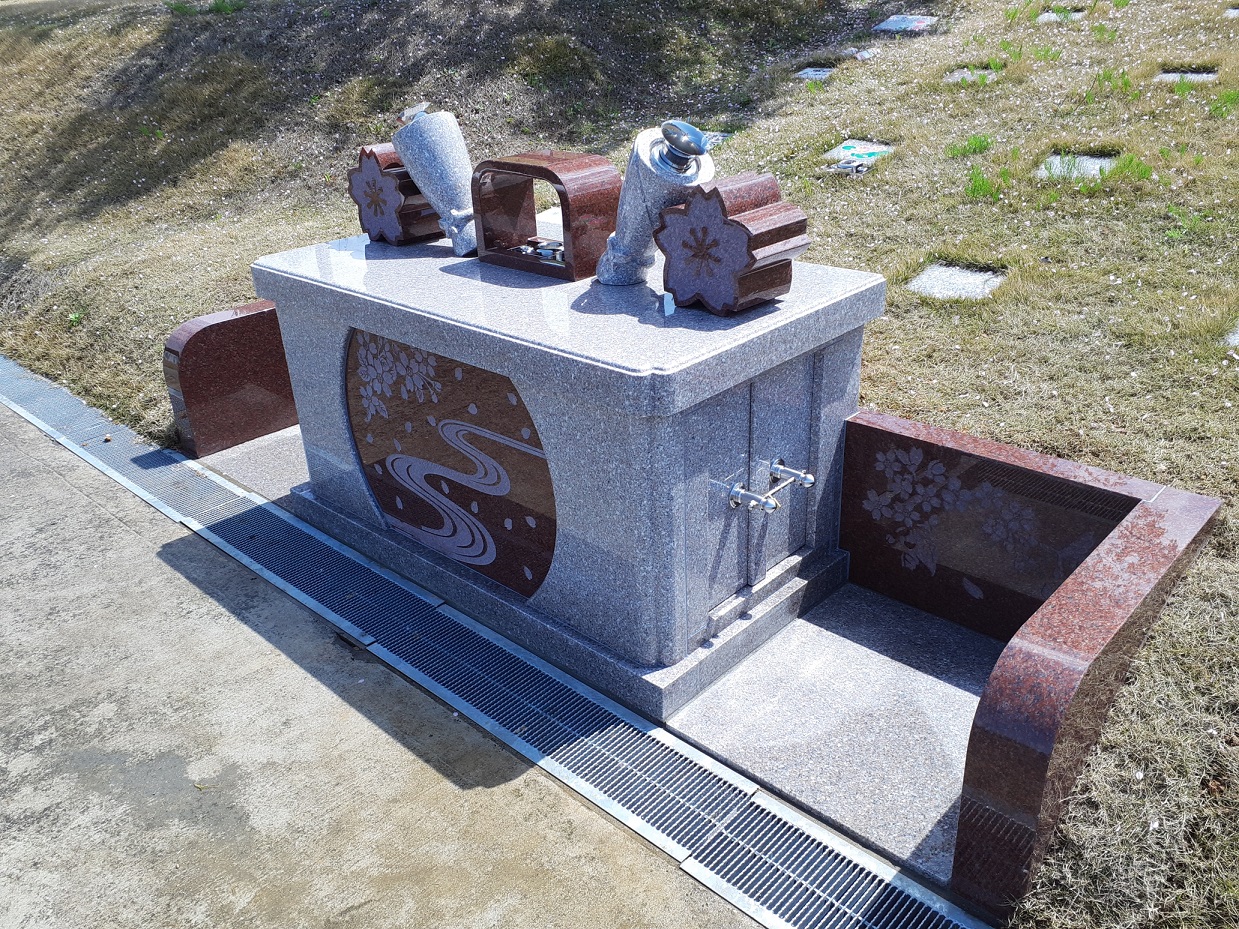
left=255, top=235, right=884, bottom=675
left=286, top=482, right=846, bottom=720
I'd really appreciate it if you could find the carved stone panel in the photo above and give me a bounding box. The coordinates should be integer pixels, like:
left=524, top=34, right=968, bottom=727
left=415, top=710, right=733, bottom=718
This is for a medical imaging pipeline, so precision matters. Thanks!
left=345, top=329, right=556, bottom=597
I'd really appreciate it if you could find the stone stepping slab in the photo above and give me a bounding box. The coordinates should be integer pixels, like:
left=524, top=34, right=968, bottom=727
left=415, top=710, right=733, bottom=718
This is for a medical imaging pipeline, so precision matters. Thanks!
left=907, top=263, right=1005, bottom=299
left=1035, top=153, right=1116, bottom=179
left=1036, top=9, right=1085, bottom=23
left=1154, top=70, right=1219, bottom=83
left=796, top=67, right=836, bottom=81
left=874, top=14, right=939, bottom=33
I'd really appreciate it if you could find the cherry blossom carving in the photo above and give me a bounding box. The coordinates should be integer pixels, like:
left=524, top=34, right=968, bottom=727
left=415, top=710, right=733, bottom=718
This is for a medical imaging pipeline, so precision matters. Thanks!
left=863, top=445, right=1042, bottom=584
left=396, top=348, right=441, bottom=404
left=356, top=334, right=397, bottom=421
left=654, top=172, right=809, bottom=316
left=347, top=144, right=441, bottom=246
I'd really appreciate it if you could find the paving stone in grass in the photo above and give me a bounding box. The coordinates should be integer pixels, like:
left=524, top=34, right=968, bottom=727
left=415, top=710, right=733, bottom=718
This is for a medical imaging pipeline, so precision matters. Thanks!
left=703, top=131, right=732, bottom=149
left=1224, top=7, right=1239, bottom=18
left=945, top=67, right=1000, bottom=84
left=1154, top=70, right=1219, bottom=83
left=1036, top=9, right=1086, bottom=23
left=840, top=46, right=881, bottom=62
left=1226, top=325, right=1239, bottom=348
left=908, top=264, right=1005, bottom=300
left=873, top=14, right=938, bottom=33
left=824, top=139, right=894, bottom=163
left=1035, top=153, right=1117, bottom=179
left=796, top=67, right=835, bottom=81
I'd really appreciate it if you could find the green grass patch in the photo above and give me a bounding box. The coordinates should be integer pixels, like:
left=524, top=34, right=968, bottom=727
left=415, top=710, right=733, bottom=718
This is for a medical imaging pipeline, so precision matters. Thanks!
left=965, top=164, right=1011, bottom=200
left=164, top=0, right=246, bottom=13
left=512, top=33, right=603, bottom=87
left=1102, top=152, right=1154, bottom=182
left=998, top=38, right=1024, bottom=62
left=1211, top=89, right=1239, bottom=118
left=1086, top=67, right=1139, bottom=102
left=1165, top=204, right=1214, bottom=241
left=946, top=134, right=994, bottom=158
left=1005, top=0, right=1038, bottom=22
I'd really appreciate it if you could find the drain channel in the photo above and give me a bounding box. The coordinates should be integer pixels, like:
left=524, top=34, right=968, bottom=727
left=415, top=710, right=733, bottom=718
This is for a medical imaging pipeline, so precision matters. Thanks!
left=0, top=354, right=990, bottom=929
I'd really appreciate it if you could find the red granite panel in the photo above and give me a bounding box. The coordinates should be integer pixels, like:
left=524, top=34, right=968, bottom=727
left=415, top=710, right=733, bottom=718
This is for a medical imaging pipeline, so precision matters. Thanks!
left=841, top=416, right=1138, bottom=640
left=345, top=329, right=556, bottom=598
left=849, top=410, right=1164, bottom=501
left=954, top=494, right=1217, bottom=921
left=164, top=300, right=297, bottom=458
left=952, top=792, right=1036, bottom=915
left=347, top=143, right=441, bottom=246
left=653, top=172, right=809, bottom=316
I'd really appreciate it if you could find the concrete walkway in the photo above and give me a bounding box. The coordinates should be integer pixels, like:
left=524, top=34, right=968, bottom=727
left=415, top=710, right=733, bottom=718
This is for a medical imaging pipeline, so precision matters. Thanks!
left=0, top=404, right=756, bottom=929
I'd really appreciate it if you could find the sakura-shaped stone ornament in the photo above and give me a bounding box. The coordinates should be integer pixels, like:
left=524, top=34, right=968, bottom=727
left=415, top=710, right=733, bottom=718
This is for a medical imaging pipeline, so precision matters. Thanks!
left=346, top=143, right=441, bottom=246
left=654, top=171, right=810, bottom=316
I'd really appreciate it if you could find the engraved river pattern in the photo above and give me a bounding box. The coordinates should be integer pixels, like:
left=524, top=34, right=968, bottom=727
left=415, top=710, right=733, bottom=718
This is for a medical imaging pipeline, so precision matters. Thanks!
left=346, top=329, right=557, bottom=597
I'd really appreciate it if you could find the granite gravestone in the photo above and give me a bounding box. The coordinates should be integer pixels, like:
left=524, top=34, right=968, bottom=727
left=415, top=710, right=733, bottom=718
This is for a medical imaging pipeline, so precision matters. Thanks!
left=253, top=232, right=883, bottom=719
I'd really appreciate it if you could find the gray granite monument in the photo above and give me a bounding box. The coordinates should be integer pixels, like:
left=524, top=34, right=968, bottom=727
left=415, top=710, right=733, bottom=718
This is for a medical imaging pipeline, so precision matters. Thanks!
left=252, top=232, right=884, bottom=718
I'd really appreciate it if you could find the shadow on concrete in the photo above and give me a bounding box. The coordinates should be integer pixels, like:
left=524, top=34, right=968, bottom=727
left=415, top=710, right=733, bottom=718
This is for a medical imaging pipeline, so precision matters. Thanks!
left=155, top=523, right=537, bottom=792
left=803, top=584, right=1005, bottom=697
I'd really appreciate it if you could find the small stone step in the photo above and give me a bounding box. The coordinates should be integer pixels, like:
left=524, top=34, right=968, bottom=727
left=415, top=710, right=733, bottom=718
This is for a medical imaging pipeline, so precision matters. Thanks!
left=908, top=263, right=1005, bottom=300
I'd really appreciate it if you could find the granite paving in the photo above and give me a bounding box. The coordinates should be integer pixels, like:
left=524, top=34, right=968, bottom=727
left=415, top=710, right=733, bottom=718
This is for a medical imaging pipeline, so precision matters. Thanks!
left=1035, top=153, right=1116, bottom=180
left=198, top=424, right=309, bottom=502
left=668, top=584, right=1006, bottom=887
left=1035, top=10, right=1084, bottom=22
left=1153, top=70, right=1218, bottom=83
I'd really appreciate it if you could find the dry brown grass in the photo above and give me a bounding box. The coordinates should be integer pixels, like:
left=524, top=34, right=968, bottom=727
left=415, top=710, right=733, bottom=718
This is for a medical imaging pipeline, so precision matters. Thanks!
left=0, top=0, right=1235, bottom=925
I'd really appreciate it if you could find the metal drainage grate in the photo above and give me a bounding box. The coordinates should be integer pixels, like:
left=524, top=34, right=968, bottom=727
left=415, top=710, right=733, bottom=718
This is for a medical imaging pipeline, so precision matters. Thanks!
left=0, top=354, right=990, bottom=929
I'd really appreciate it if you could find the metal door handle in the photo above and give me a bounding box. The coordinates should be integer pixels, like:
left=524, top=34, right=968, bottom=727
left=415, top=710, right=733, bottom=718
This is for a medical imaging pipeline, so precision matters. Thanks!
left=728, top=458, right=815, bottom=513
left=769, top=458, right=815, bottom=492
left=729, top=482, right=780, bottom=512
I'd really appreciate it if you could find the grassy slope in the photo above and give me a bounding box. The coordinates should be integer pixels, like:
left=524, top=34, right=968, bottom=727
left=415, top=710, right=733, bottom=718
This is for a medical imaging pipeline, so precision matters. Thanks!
left=0, top=0, right=1235, bottom=925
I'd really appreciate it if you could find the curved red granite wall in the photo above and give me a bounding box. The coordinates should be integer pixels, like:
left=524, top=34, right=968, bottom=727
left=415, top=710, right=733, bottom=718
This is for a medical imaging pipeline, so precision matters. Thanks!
left=841, top=411, right=1220, bottom=922
left=164, top=300, right=297, bottom=458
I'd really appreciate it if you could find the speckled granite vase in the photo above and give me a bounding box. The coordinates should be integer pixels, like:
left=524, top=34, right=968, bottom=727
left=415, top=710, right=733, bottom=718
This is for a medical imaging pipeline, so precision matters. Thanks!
left=597, top=124, right=715, bottom=285
left=391, top=108, right=478, bottom=257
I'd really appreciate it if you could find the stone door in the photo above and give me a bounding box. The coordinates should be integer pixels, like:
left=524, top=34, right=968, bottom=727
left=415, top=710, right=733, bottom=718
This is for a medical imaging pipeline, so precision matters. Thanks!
left=691, top=354, right=818, bottom=640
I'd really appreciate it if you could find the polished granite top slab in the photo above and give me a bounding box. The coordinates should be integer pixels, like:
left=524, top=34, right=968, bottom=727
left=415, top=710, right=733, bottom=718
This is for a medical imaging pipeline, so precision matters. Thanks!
left=669, top=583, right=1006, bottom=887
left=253, top=235, right=885, bottom=416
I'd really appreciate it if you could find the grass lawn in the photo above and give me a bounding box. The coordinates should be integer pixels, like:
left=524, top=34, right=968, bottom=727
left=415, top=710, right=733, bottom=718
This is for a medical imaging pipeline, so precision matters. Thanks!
left=0, top=0, right=1235, bottom=925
